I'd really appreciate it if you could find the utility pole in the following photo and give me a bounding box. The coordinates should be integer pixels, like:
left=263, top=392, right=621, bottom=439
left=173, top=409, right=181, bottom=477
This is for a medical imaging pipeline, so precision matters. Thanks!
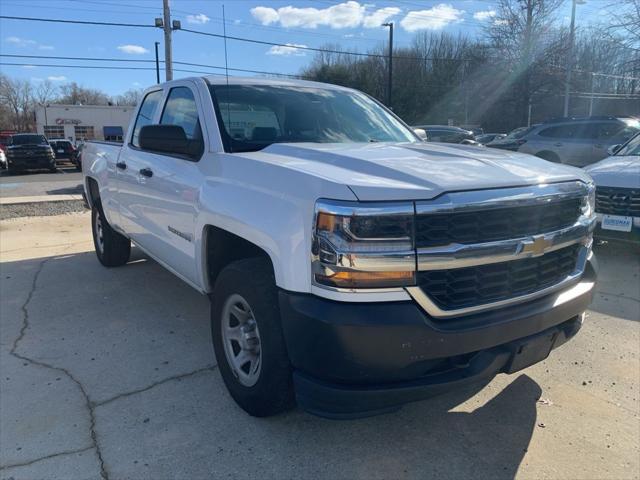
left=563, top=0, right=585, bottom=117
left=162, top=0, right=173, bottom=81
left=588, top=72, right=595, bottom=116
left=383, top=22, right=393, bottom=109
left=154, top=41, right=160, bottom=84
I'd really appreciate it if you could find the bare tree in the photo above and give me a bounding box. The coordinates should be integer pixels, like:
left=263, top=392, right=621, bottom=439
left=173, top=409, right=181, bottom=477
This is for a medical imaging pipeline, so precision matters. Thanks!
left=57, top=82, right=110, bottom=105
left=0, top=74, right=35, bottom=131
left=34, top=79, right=57, bottom=106
left=114, top=88, right=144, bottom=106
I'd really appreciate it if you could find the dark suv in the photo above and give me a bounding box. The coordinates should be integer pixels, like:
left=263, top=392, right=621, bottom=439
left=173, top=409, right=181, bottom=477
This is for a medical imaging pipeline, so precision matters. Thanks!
left=5, top=134, right=56, bottom=173
left=49, top=139, right=80, bottom=170
left=517, top=116, right=639, bottom=167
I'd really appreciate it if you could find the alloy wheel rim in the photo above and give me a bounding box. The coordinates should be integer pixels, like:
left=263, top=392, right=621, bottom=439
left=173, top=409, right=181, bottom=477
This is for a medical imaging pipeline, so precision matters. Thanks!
left=94, top=212, right=104, bottom=254
left=221, top=293, right=262, bottom=387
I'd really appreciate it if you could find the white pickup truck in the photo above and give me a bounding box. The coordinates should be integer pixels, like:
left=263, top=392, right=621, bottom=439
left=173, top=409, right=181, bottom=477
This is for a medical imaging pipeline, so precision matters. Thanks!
left=83, top=76, right=597, bottom=418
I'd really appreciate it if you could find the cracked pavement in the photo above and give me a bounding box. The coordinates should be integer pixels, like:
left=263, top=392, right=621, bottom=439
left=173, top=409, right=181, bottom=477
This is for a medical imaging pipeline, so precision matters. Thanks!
left=0, top=212, right=639, bottom=480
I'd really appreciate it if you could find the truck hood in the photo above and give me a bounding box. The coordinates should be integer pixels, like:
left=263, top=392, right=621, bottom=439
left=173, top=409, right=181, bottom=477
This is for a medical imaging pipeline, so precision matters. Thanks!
left=242, top=142, right=591, bottom=201
left=584, top=156, right=640, bottom=189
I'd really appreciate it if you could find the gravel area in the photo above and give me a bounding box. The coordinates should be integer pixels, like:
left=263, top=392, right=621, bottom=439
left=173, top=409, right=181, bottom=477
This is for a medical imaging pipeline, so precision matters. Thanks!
left=0, top=200, right=87, bottom=220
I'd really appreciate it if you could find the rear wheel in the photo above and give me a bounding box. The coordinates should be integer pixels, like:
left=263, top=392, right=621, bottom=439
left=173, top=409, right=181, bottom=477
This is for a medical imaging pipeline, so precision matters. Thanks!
left=211, top=257, right=295, bottom=417
left=91, top=204, right=131, bottom=267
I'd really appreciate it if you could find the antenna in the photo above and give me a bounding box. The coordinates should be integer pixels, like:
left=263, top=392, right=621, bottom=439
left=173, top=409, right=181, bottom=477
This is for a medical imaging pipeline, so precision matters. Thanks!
left=222, top=4, right=232, bottom=152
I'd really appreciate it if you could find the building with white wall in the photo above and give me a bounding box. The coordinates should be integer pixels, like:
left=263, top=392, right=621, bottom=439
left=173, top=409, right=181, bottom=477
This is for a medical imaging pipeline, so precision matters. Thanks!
left=35, top=104, right=135, bottom=143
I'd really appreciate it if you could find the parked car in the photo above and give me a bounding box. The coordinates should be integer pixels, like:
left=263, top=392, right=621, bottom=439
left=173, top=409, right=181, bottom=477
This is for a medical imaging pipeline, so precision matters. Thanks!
left=486, top=126, right=536, bottom=151
left=5, top=134, right=56, bottom=173
left=476, top=133, right=506, bottom=145
left=412, top=125, right=476, bottom=144
left=516, top=116, right=639, bottom=167
left=83, top=76, right=597, bottom=419
left=49, top=139, right=79, bottom=169
left=0, top=147, right=6, bottom=170
left=585, top=132, right=640, bottom=243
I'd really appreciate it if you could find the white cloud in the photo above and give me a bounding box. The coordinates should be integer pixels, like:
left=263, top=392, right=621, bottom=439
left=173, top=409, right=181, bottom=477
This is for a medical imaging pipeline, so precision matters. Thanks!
left=186, top=13, right=210, bottom=24
left=38, top=44, right=54, bottom=51
left=48, top=75, right=67, bottom=82
left=251, top=1, right=367, bottom=29
left=22, top=65, right=37, bottom=69
left=132, top=81, right=141, bottom=87
left=473, top=10, right=496, bottom=21
left=6, top=36, right=36, bottom=47
left=362, top=6, right=401, bottom=28
left=267, top=43, right=308, bottom=56
left=251, top=6, right=280, bottom=25
left=400, top=4, right=465, bottom=32
left=493, top=19, right=509, bottom=26
left=117, top=44, right=149, bottom=55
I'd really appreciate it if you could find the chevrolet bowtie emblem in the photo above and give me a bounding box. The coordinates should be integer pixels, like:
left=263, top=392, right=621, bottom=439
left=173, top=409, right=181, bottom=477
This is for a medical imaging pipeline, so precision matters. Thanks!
left=520, top=235, right=553, bottom=257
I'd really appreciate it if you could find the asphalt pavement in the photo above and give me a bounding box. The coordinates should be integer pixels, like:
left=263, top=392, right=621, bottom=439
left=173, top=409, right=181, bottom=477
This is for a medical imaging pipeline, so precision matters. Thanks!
left=0, top=167, right=83, bottom=198
left=0, top=212, right=638, bottom=480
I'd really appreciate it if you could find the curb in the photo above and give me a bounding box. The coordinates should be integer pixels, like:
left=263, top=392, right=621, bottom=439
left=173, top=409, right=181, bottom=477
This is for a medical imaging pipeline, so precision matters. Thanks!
left=0, top=194, right=84, bottom=206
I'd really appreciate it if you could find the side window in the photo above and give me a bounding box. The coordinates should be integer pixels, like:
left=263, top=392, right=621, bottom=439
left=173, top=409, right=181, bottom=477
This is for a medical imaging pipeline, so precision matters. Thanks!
left=160, top=87, right=204, bottom=158
left=131, top=90, right=162, bottom=147
left=538, top=125, right=578, bottom=138
left=596, top=122, right=625, bottom=139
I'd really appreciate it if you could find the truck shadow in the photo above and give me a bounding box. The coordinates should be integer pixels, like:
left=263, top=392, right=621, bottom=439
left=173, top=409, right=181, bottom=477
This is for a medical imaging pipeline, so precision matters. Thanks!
left=590, top=242, right=640, bottom=321
left=1, top=249, right=540, bottom=479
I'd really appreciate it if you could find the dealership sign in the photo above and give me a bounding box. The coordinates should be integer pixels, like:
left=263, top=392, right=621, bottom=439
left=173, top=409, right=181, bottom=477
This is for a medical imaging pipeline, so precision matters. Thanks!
left=55, top=118, right=82, bottom=125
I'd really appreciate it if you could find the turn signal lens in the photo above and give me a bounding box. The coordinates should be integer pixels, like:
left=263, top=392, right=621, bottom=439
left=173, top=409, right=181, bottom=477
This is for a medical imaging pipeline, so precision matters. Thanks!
left=315, top=270, right=414, bottom=289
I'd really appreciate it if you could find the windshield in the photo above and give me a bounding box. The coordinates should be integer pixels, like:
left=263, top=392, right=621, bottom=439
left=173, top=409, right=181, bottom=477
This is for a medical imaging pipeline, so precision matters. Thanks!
left=505, top=127, right=534, bottom=140
left=616, top=132, right=640, bottom=156
left=209, top=84, right=417, bottom=152
left=11, top=135, right=48, bottom=145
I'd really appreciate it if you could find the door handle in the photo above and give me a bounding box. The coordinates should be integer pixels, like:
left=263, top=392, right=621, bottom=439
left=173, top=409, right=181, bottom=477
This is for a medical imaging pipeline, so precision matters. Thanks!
left=139, top=167, right=153, bottom=178
left=116, top=161, right=127, bottom=170
left=554, top=143, right=563, bottom=147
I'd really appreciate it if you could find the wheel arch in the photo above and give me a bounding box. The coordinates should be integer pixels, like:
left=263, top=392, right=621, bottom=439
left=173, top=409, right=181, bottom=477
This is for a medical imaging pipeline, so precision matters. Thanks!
left=202, top=224, right=277, bottom=293
left=85, top=176, right=100, bottom=209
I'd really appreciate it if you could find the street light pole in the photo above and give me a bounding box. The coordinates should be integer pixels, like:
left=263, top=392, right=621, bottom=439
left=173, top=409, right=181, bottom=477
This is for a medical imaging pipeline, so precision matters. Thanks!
left=382, top=22, right=393, bottom=109
left=563, top=0, right=584, bottom=117
left=154, top=41, right=160, bottom=84
left=162, top=0, right=173, bottom=81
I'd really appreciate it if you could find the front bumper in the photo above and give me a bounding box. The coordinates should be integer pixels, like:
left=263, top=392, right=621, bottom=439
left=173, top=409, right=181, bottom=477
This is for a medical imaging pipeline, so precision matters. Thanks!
left=594, top=215, right=640, bottom=243
left=8, top=156, right=55, bottom=170
left=279, top=256, right=596, bottom=418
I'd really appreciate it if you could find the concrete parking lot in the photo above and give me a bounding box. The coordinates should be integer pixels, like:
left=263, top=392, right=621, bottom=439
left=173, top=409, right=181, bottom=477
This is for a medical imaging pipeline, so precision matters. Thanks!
left=0, top=168, right=83, bottom=198
left=0, top=211, right=639, bottom=480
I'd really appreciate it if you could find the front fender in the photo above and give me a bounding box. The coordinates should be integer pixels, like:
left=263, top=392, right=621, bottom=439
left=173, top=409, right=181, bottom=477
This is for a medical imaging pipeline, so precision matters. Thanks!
left=194, top=156, right=356, bottom=293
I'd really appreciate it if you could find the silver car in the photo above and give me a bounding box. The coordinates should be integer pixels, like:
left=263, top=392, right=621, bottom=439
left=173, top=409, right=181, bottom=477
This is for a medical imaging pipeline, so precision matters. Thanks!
left=517, top=116, right=639, bottom=167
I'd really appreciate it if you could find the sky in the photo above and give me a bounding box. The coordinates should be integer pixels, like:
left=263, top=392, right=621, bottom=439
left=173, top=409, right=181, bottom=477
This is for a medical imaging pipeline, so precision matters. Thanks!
left=0, top=0, right=608, bottom=97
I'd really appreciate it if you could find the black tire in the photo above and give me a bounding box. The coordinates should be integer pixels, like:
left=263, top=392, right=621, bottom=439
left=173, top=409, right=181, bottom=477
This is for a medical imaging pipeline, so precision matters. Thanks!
left=536, top=151, right=562, bottom=163
left=211, top=257, right=295, bottom=417
left=91, top=203, right=131, bottom=267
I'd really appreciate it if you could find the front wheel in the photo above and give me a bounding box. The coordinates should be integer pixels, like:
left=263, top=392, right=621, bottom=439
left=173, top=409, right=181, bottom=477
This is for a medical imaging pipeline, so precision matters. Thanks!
left=211, top=258, right=295, bottom=417
left=91, top=204, right=131, bottom=267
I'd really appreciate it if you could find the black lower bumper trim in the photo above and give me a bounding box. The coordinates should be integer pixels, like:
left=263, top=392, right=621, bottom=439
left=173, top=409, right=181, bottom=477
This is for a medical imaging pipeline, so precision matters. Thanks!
left=294, top=316, right=582, bottom=419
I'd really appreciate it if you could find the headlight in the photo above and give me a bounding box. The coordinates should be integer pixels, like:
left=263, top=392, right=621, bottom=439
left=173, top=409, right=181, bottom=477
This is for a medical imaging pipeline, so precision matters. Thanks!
left=581, top=183, right=596, bottom=218
left=312, top=200, right=416, bottom=289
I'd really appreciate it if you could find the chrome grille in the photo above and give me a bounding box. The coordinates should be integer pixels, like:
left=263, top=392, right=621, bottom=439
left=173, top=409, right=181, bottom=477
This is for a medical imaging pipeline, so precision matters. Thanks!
left=416, top=245, right=580, bottom=311
left=595, top=187, right=640, bottom=217
left=415, top=197, right=582, bottom=248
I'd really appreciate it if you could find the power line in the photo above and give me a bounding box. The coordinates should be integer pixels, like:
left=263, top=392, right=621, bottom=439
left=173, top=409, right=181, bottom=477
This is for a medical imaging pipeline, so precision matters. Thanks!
left=0, top=61, right=220, bottom=76
left=0, top=15, right=155, bottom=28
left=0, top=55, right=308, bottom=79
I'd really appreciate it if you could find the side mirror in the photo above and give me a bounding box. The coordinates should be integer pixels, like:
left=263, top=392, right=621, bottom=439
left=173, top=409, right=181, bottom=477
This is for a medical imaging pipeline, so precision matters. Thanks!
left=139, top=124, right=189, bottom=155
left=413, top=128, right=428, bottom=141
left=607, top=144, right=621, bottom=156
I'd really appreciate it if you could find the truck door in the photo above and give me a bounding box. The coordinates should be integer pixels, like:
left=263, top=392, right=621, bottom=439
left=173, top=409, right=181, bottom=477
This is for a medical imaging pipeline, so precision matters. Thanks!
left=117, top=82, right=206, bottom=285
left=116, top=88, right=164, bottom=244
